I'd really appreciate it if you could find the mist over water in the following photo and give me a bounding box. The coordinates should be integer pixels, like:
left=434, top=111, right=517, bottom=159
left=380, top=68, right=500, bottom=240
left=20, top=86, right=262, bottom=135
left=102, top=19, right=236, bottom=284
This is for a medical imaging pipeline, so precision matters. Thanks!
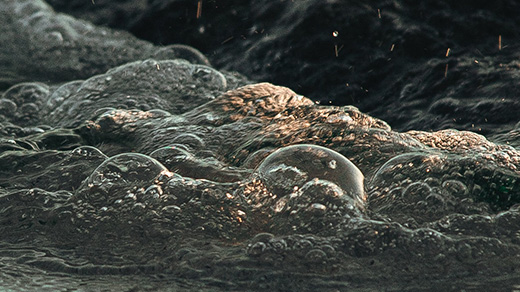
left=2, top=1, right=520, bottom=291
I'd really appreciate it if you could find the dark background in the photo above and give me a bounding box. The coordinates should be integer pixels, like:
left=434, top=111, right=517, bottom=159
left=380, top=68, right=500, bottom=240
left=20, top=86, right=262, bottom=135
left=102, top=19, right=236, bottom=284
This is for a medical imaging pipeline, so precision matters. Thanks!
left=45, top=0, right=520, bottom=135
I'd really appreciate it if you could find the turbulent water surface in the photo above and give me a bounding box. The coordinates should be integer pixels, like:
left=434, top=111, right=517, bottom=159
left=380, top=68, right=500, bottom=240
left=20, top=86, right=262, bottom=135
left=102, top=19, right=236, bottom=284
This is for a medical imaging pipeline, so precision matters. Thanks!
left=2, top=1, right=520, bottom=291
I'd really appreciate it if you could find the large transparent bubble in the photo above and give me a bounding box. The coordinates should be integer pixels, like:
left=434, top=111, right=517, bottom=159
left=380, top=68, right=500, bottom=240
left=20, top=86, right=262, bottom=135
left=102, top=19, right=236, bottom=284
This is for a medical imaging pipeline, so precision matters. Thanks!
left=78, top=153, right=169, bottom=206
left=87, top=153, right=168, bottom=187
left=255, top=144, right=365, bottom=205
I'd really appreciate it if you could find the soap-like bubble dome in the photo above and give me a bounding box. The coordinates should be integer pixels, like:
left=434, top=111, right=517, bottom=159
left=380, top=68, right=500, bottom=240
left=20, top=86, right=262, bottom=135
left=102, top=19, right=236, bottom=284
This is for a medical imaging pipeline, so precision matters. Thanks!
left=87, top=153, right=168, bottom=187
left=255, top=144, right=365, bottom=204
left=71, top=146, right=108, bottom=160
left=79, top=153, right=169, bottom=206
left=149, top=144, right=193, bottom=168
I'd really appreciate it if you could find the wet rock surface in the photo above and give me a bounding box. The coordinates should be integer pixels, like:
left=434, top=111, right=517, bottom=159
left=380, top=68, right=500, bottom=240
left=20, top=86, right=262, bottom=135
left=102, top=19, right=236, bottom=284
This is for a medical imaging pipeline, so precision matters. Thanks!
left=2, top=0, right=520, bottom=291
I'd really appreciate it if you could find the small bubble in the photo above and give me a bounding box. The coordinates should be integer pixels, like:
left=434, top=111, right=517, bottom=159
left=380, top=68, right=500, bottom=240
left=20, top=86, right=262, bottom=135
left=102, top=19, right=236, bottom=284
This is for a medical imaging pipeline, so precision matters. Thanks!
left=442, top=179, right=468, bottom=197
left=305, top=249, right=327, bottom=263
left=162, top=205, right=181, bottom=213
left=251, top=232, right=274, bottom=243
left=268, top=238, right=288, bottom=252
left=0, top=99, right=17, bottom=116
left=294, top=239, right=313, bottom=250
left=310, top=203, right=327, bottom=212
left=171, top=133, right=205, bottom=149
left=321, top=244, right=336, bottom=256
left=332, top=31, right=339, bottom=37
left=71, top=146, right=107, bottom=159
left=20, top=103, right=39, bottom=117
left=247, top=242, right=267, bottom=256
